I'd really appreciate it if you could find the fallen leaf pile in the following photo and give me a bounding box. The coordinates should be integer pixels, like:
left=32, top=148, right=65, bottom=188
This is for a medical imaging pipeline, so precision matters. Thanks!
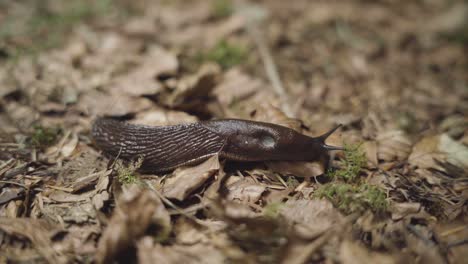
left=0, top=0, right=467, bottom=263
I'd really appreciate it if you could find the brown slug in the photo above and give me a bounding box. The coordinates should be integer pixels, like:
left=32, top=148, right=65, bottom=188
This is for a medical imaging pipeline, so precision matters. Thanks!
left=91, top=117, right=343, bottom=173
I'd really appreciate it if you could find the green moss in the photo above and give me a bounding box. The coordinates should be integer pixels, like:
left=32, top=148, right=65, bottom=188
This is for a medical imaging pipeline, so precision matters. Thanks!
left=197, top=41, right=247, bottom=69
left=285, top=176, right=299, bottom=188
left=28, top=125, right=61, bottom=149
left=0, top=0, right=113, bottom=59
left=211, top=0, right=234, bottom=19
left=315, top=183, right=388, bottom=214
left=263, top=202, right=284, bottom=219
left=114, top=157, right=143, bottom=185
left=328, top=143, right=366, bottom=182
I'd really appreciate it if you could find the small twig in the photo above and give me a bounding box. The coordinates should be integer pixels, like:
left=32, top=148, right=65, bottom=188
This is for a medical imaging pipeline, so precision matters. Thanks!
left=143, top=180, right=212, bottom=228
left=274, top=173, right=288, bottom=188
left=245, top=18, right=293, bottom=117
left=440, top=225, right=468, bottom=237
left=447, top=238, right=468, bottom=248
left=0, top=180, right=28, bottom=188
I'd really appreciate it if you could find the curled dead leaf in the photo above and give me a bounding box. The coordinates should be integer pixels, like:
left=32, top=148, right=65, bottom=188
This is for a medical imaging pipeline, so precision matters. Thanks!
left=280, top=199, right=344, bottom=239
left=137, top=236, right=225, bottom=264
left=79, top=90, right=153, bottom=117
left=377, top=130, right=412, bottom=162
left=131, top=108, right=198, bottom=126
left=161, top=63, right=221, bottom=109
left=339, top=240, right=397, bottom=264
left=96, top=184, right=171, bottom=264
left=163, top=155, right=220, bottom=201
left=225, top=177, right=267, bottom=204
left=409, top=134, right=468, bottom=171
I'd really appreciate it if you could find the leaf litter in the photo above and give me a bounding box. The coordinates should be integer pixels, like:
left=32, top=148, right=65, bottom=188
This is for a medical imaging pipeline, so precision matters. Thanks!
left=0, top=0, right=467, bottom=263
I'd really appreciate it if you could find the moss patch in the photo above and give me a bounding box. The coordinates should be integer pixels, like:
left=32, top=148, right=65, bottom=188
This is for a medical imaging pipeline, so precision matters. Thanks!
left=114, top=157, right=143, bottom=185
left=197, top=41, right=247, bottom=69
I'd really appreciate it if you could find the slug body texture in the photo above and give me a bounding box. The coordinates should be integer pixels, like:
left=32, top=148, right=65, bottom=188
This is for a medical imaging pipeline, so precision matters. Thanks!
left=92, top=117, right=341, bottom=173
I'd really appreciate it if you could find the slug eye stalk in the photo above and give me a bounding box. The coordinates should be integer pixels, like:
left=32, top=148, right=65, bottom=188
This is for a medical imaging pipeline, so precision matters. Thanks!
left=317, top=124, right=344, bottom=151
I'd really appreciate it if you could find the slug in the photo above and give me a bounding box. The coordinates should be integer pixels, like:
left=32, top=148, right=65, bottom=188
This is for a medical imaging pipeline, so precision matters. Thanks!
left=91, top=117, right=343, bottom=173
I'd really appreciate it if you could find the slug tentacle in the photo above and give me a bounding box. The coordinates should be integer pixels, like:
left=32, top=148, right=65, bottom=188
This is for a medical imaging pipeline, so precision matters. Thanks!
left=91, top=117, right=343, bottom=173
left=316, top=124, right=344, bottom=151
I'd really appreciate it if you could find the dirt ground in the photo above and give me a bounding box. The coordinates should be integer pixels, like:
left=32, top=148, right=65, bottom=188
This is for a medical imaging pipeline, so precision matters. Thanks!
left=0, top=0, right=467, bottom=263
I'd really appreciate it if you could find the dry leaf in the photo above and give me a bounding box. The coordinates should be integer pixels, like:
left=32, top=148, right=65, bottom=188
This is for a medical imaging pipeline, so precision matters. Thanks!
left=137, top=237, right=225, bottom=264
left=131, top=108, right=198, bottom=126
left=339, top=240, right=396, bottom=264
left=391, top=202, right=422, bottom=220
left=213, top=68, right=262, bottom=107
left=96, top=184, right=171, bottom=264
left=79, top=90, right=153, bottom=117
left=377, top=130, right=412, bottom=161
left=162, top=63, right=221, bottom=108
left=363, top=140, right=378, bottom=167
left=266, top=160, right=326, bottom=178
left=111, top=45, right=178, bottom=96
left=163, top=155, right=220, bottom=201
left=409, top=134, right=468, bottom=171
left=0, top=218, right=65, bottom=263
left=225, top=177, right=267, bottom=204
left=280, top=199, right=344, bottom=239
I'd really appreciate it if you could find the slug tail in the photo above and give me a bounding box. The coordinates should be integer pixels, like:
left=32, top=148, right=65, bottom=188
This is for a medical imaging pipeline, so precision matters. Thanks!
left=317, top=124, right=344, bottom=151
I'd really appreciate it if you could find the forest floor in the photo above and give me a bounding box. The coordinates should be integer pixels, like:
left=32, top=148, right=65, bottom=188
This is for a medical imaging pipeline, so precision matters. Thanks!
left=0, top=0, right=467, bottom=263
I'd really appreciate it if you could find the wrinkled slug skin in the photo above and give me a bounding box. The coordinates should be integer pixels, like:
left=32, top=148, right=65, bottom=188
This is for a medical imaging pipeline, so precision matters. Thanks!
left=92, top=117, right=341, bottom=173
left=92, top=118, right=225, bottom=172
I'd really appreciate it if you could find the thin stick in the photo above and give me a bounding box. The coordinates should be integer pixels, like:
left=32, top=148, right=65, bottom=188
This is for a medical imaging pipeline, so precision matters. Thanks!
left=246, top=20, right=293, bottom=117
left=143, top=180, right=212, bottom=228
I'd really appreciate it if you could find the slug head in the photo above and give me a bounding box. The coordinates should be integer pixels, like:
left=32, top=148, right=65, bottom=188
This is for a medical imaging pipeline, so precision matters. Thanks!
left=203, top=119, right=342, bottom=162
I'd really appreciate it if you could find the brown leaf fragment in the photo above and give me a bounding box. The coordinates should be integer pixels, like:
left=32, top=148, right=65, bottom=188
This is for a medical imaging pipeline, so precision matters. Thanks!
left=225, top=177, right=267, bottom=204
left=213, top=68, right=262, bottom=107
left=363, top=140, right=378, bottom=167
left=0, top=188, right=23, bottom=205
left=435, top=222, right=468, bottom=264
left=339, top=240, right=397, bottom=264
left=163, top=155, right=220, bottom=201
left=96, top=184, right=171, bottom=264
left=280, top=199, right=344, bottom=239
left=266, top=160, right=326, bottom=178
left=391, top=202, right=422, bottom=220
left=79, top=90, right=153, bottom=117
left=111, top=45, right=178, bottom=96
left=161, top=63, right=221, bottom=108
left=131, top=108, right=198, bottom=126
left=137, top=237, right=225, bottom=264
left=409, top=134, right=468, bottom=171
left=377, top=130, right=412, bottom=162
left=252, top=104, right=302, bottom=132
left=0, top=218, right=65, bottom=263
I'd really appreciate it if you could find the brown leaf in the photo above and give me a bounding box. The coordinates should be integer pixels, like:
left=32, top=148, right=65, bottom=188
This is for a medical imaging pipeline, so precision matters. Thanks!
left=161, top=63, right=221, bottom=108
left=213, top=68, right=262, bottom=107
left=111, top=45, right=178, bottom=96
left=252, top=104, right=302, bottom=131
left=409, top=134, right=468, bottom=171
left=163, top=155, right=220, bottom=201
left=391, top=202, right=422, bottom=220
left=79, top=90, right=153, bottom=117
left=280, top=199, right=344, bottom=239
left=96, top=184, right=171, bottom=264
left=0, top=218, right=65, bottom=263
left=266, top=160, right=326, bottom=178
left=225, top=177, right=267, bottom=204
left=377, top=130, right=412, bottom=162
left=339, top=240, right=397, bottom=264
left=131, top=108, right=198, bottom=126
left=363, top=140, right=378, bottom=167
left=137, top=237, right=225, bottom=264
